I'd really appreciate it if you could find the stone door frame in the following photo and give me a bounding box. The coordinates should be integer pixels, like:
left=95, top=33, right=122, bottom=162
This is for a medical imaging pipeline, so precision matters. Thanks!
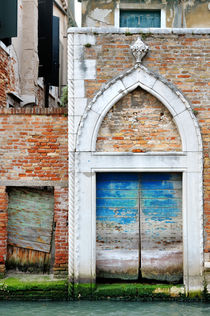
left=69, top=65, right=203, bottom=293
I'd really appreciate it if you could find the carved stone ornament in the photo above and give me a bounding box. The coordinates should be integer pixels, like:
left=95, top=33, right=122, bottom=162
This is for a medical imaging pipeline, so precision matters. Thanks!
left=130, top=37, right=149, bottom=63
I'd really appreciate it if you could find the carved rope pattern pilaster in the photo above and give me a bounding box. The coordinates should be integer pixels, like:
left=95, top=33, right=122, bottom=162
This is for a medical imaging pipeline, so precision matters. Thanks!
left=74, top=153, right=80, bottom=282
left=68, top=32, right=75, bottom=285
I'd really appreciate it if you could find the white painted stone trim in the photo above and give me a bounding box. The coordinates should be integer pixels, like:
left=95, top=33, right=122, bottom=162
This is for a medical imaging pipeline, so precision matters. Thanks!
left=68, top=32, right=75, bottom=283
left=68, top=27, right=210, bottom=35
left=205, top=262, right=210, bottom=269
left=161, top=9, right=166, bottom=28
left=114, top=2, right=120, bottom=28
left=114, top=4, right=166, bottom=28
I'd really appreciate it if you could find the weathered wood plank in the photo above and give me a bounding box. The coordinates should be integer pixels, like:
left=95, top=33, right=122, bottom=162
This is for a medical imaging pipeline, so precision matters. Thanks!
left=6, top=245, right=51, bottom=273
left=141, top=189, right=182, bottom=199
left=96, top=250, right=139, bottom=280
left=8, top=237, right=51, bottom=253
left=97, top=198, right=138, bottom=208
left=96, top=189, right=139, bottom=199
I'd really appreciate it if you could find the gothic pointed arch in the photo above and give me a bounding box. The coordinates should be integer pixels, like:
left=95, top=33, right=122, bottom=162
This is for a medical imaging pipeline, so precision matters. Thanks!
left=76, top=65, right=202, bottom=154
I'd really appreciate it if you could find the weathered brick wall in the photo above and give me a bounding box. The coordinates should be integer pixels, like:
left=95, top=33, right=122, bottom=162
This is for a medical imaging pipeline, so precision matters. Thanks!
left=96, top=87, right=181, bottom=152
left=0, top=187, right=8, bottom=276
left=0, top=108, right=68, bottom=275
left=0, top=109, right=68, bottom=182
left=0, top=47, right=16, bottom=107
left=82, top=32, right=210, bottom=254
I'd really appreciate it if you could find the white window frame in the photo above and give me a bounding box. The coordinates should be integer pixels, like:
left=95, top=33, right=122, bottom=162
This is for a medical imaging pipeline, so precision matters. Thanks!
left=114, top=3, right=166, bottom=28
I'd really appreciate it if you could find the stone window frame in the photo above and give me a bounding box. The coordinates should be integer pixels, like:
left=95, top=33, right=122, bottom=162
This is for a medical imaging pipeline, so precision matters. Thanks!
left=114, top=3, right=166, bottom=28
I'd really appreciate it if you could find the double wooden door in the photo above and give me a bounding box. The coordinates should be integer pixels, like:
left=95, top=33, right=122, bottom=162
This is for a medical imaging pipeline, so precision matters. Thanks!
left=96, top=172, right=183, bottom=282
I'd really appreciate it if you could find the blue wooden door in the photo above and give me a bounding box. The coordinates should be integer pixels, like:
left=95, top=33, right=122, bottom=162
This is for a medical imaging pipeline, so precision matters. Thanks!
left=120, top=10, right=161, bottom=28
left=140, top=173, right=182, bottom=282
left=96, top=173, right=140, bottom=280
left=96, top=172, right=182, bottom=281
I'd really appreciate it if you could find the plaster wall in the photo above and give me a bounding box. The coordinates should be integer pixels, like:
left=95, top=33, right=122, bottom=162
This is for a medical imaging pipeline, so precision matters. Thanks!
left=12, top=0, right=39, bottom=98
left=80, top=0, right=210, bottom=28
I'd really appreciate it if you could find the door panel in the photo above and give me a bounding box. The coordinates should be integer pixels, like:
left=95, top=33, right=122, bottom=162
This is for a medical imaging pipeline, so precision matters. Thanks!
left=96, top=172, right=183, bottom=282
left=96, top=173, right=140, bottom=280
left=140, top=173, right=183, bottom=282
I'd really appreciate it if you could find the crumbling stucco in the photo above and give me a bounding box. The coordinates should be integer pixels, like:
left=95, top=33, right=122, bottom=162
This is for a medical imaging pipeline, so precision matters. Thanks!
left=81, top=0, right=210, bottom=28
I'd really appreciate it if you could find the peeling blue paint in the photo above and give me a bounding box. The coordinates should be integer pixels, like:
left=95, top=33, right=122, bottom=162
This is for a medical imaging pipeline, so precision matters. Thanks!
left=141, top=173, right=182, bottom=222
left=96, top=189, right=139, bottom=199
left=96, top=207, right=138, bottom=217
left=97, top=198, right=138, bottom=208
left=97, top=216, right=137, bottom=225
left=96, top=172, right=182, bottom=281
left=141, top=189, right=181, bottom=199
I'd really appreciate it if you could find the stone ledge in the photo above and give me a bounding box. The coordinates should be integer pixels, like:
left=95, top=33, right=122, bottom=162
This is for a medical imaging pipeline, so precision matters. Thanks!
left=0, top=108, right=68, bottom=115
left=68, top=27, right=210, bottom=35
left=0, top=180, right=68, bottom=187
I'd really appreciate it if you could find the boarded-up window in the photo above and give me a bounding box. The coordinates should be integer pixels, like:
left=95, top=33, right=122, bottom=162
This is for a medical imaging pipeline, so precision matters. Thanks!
left=6, top=187, right=54, bottom=272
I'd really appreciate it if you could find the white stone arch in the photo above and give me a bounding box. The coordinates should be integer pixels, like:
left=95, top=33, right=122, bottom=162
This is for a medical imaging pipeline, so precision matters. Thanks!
left=76, top=65, right=202, bottom=154
left=72, top=65, right=203, bottom=293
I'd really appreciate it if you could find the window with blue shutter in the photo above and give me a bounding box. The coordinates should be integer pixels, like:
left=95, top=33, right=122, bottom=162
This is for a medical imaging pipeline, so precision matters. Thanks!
left=120, top=10, right=161, bottom=28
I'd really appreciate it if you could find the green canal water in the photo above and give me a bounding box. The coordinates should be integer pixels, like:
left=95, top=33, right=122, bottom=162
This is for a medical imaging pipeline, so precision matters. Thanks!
left=0, top=301, right=209, bottom=316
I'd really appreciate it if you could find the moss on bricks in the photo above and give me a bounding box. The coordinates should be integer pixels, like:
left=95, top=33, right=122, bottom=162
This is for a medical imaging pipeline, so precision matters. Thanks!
left=94, top=283, right=174, bottom=301
left=0, top=274, right=5, bottom=280
left=70, top=283, right=186, bottom=301
left=188, top=291, right=203, bottom=301
left=0, top=277, right=68, bottom=301
left=73, top=283, right=93, bottom=300
left=187, top=290, right=210, bottom=302
left=0, top=279, right=208, bottom=301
